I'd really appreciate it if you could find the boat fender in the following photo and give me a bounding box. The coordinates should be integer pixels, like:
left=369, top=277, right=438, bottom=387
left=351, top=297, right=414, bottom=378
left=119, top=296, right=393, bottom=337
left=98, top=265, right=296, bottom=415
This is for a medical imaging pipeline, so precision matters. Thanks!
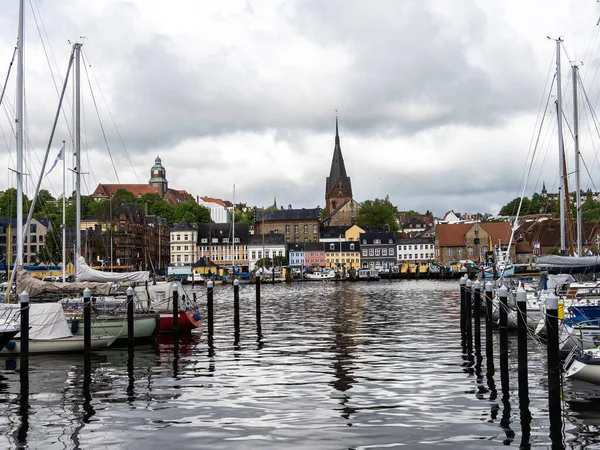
left=5, top=359, right=16, bottom=370
left=4, top=341, right=16, bottom=350
left=71, top=316, right=79, bottom=334
left=193, top=312, right=201, bottom=321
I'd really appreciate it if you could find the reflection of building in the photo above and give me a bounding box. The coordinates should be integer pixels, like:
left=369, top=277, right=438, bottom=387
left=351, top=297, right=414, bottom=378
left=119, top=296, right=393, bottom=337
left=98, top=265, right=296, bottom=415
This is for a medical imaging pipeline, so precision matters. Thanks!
left=0, top=218, right=51, bottom=265
left=170, top=220, right=197, bottom=265
left=91, top=156, right=194, bottom=206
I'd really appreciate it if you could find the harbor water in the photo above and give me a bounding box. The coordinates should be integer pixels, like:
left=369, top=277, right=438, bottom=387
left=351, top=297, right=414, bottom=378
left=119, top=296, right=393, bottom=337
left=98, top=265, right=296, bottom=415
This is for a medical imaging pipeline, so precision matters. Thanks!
left=0, top=280, right=599, bottom=449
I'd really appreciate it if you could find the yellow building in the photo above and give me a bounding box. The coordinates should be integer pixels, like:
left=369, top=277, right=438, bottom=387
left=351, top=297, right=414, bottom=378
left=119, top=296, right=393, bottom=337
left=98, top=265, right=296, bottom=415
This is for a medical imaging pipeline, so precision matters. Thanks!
left=324, top=241, right=361, bottom=270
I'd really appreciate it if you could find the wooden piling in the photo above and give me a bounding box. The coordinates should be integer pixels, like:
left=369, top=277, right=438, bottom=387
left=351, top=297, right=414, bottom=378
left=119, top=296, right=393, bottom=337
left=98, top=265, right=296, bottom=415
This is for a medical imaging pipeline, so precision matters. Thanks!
left=465, top=278, right=473, bottom=356
left=460, top=275, right=467, bottom=339
left=516, top=285, right=531, bottom=448
left=256, top=274, right=261, bottom=329
left=83, top=288, right=91, bottom=357
left=126, top=286, right=135, bottom=349
left=545, top=292, right=563, bottom=447
left=233, top=279, right=240, bottom=338
left=473, top=279, right=481, bottom=355
left=19, top=291, right=29, bottom=359
left=207, top=280, right=214, bottom=341
left=498, top=284, right=509, bottom=370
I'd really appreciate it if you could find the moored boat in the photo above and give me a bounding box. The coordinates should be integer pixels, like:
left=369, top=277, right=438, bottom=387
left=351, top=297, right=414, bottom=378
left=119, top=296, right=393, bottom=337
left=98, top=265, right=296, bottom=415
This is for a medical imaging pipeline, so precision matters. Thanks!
left=565, top=347, right=600, bottom=385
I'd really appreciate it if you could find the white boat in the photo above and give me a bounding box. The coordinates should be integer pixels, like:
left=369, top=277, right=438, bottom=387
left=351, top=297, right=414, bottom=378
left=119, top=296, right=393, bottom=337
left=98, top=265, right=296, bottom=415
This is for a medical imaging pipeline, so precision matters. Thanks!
left=304, top=269, right=336, bottom=281
left=0, top=303, right=117, bottom=354
left=357, top=268, right=379, bottom=281
left=565, top=347, right=600, bottom=385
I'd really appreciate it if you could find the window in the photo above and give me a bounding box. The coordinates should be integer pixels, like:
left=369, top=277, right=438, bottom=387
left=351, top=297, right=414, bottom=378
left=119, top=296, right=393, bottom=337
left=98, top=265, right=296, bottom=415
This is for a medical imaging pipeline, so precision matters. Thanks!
left=286, top=225, right=291, bottom=234
left=176, top=255, right=181, bottom=262
left=304, top=224, right=308, bottom=234
left=31, top=235, right=37, bottom=243
left=184, top=234, right=189, bottom=241
left=223, top=238, right=229, bottom=243
left=251, top=251, right=256, bottom=259
left=177, top=234, right=181, bottom=241
left=389, top=248, right=394, bottom=256
left=177, top=246, right=181, bottom=251
left=212, top=238, right=218, bottom=243
left=382, top=248, right=387, bottom=256
left=201, top=238, right=208, bottom=243
left=258, top=251, right=262, bottom=259
left=234, top=237, right=240, bottom=243
left=446, top=248, right=453, bottom=256
left=362, top=249, right=367, bottom=256
left=374, top=239, right=381, bottom=244
left=313, top=224, right=318, bottom=233
left=39, top=235, right=44, bottom=243
left=350, top=243, right=355, bottom=250
left=468, top=247, right=473, bottom=256
left=294, top=224, right=299, bottom=233
left=30, top=224, right=37, bottom=233
left=369, top=249, right=374, bottom=256
left=330, top=243, right=335, bottom=250
left=389, top=239, right=393, bottom=244
left=362, top=239, right=367, bottom=244
left=375, top=248, right=380, bottom=256
left=184, top=255, right=189, bottom=262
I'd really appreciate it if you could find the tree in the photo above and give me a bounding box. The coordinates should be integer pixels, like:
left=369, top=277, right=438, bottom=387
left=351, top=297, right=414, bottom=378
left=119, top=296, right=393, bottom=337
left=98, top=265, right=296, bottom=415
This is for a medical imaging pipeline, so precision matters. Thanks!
left=234, top=209, right=254, bottom=225
left=498, top=197, right=531, bottom=216
left=355, top=196, right=400, bottom=233
left=36, top=226, right=62, bottom=263
left=173, top=200, right=211, bottom=225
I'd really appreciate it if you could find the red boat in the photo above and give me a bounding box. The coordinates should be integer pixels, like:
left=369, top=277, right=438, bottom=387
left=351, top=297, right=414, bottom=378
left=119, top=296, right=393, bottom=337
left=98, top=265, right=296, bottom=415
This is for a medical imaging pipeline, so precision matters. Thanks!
left=134, top=281, right=202, bottom=333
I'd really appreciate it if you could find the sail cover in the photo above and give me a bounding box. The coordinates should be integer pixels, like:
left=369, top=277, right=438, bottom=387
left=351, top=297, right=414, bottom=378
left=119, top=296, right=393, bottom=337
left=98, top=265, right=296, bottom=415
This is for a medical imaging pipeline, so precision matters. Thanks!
left=536, top=255, right=600, bottom=274
left=0, top=303, right=72, bottom=339
left=76, top=255, right=149, bottom=283
left=17, top=268, right=112, bottom=298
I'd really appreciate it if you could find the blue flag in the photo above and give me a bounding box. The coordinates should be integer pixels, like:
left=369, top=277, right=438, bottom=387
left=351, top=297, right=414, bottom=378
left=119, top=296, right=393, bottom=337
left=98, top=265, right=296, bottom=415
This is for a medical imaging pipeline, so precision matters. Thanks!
left=46, top=143, right=64, bottom=176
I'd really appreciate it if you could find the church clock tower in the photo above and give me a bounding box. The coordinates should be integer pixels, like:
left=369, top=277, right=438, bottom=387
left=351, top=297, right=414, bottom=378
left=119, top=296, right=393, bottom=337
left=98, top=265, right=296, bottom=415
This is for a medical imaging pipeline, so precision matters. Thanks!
left=325, top=116, right=353, bottom=216
left=149, top=155, right=168, bottom=197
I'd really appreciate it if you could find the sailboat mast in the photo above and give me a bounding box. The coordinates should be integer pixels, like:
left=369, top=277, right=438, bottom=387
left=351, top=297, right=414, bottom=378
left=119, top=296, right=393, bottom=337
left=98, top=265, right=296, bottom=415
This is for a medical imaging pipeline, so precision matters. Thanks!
left=62, top=140, right=66, bottom=281
left=16, top=0, right=24, bottom=269
left=555, top=38, right=566, bottom=254
left=74, top=43, right=82, bottom=270
left=232, top=185, right=235, bottom=272
left=573, top=64, right=582, bottom=256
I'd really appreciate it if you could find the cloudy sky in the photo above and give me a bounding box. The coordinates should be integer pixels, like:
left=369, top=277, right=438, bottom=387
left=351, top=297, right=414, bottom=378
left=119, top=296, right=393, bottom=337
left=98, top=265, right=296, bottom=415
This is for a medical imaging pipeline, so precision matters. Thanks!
left=1, top=0, right=600, bottom=217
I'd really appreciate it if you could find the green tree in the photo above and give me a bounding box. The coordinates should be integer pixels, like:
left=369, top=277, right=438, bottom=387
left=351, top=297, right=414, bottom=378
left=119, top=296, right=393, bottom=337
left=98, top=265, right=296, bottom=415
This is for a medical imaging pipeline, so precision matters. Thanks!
left=498, top=197, right=531, bottom=216
left=356, top=196, right=400, bottom=232
left=173, top=200, right=211, bottom=225
left=36, top=226, right=62, bottom=263
left=234, top=209, right=254, bottom=224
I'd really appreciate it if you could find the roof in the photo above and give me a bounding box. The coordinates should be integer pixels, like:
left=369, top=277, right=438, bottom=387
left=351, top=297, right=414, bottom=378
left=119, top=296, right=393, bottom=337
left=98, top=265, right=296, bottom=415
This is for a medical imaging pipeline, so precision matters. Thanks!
left=255, top=208, right=321, bottom=222
left=91, top=183, right=158, bottom=199
left=320, top=226, right=347, bottom=239
left=163, top=188, right=194, bottom=205
left=249, top=234, right=286, bottom=246
left=0, top=217, right=51, bottom=229
left=199, top=197, right=227, bottom=207
left=170, top=219, right=196, bottom=232
left=435, top=223, right=472, bottom=246
left=196, top=223, right=250, bottom=244
left=359, top=231, right=396, bottom=244
left=480, top=222, right=512, bottom=245
left=397, top=236, right=435, bottom=245
left=326, top=117, right=352, bottom=197
left=324, top=241, right=360, bottom=253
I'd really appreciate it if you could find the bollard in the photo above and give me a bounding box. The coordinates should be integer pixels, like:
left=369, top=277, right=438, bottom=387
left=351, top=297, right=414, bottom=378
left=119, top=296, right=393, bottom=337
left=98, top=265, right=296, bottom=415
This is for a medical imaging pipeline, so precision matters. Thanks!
left=545, top=292, right=563, bottom=446
left=19, top=291, right=29, bottom=359
left=516, top=285, right=531, bottom=448
left=460, top=275, right=467, bottom=339
left=256, top=274, right=261, bottom=328
left=207, top=280, right=214, bottom=341
left=233, top=279, right=240, bottom=338
left=127, top=286, right=135, bottom=350
left=465, top=278, right=473, bottom=356
left=172, top=284, right=179, bottom=335
left=83, top=288, right=92, bottom=357
left=473, top=280, right=482, bottom=355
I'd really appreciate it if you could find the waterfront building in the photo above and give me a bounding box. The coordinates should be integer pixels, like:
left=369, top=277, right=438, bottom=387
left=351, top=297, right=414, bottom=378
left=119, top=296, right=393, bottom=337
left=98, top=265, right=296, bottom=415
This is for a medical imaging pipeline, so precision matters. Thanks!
left=91, top=156, right=194, bottom=206
left=197, top=196, right=230, bottom=224
left=324, top=117, right=357, bottom=224
left=286, top=243, right=305, bottom=267
left=0, top=218, right=51, bottom=265
left=324, top=240, right=361, bottom=270
left=170, top=220, right=198, bottom=265
left=254, top=207, right=321, bottom=243
left=248, top=234, right=286, bottom=270
left=396, top=212, right=434, bottom=237
left=196, top=223, right=250, bottom=271
left=304, top=242, right=326, bottom=268
left=359, top=231, right=397, bottom=270
left=397, top=236, right=435, bottom=263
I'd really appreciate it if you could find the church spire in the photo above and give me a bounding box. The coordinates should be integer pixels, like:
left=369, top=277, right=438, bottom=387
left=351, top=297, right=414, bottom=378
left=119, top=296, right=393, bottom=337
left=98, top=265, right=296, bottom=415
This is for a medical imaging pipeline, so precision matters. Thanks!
left=325, top=112, right=353, bottom=216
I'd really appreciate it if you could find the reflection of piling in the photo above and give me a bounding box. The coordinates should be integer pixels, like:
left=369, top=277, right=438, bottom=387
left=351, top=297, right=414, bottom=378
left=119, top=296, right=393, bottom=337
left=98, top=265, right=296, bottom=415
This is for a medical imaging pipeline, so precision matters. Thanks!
left=473, top=280, right=481, bottom=355
left=545, top=292, right=563, bottom=447
left=20, top=291, right=30, bottom=360
left=498, top=284, right=509, bottom=376
left=460, top=275, right=467, bottom=340
left=172, top=284, right=179, bottom=336
left=207, top=280, right=214, bottom=341
left=233, top=279, right=240, bottom=339
left=256, top=274, right=262, bottom=329
left=83, top=288, right=92, bottom=357
left=127, top=286, right=135, bottom=350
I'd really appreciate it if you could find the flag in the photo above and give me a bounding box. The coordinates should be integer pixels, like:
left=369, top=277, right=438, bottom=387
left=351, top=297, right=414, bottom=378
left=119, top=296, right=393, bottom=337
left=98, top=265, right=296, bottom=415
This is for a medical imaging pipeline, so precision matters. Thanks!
left=46, top=143, right=64, bottom=176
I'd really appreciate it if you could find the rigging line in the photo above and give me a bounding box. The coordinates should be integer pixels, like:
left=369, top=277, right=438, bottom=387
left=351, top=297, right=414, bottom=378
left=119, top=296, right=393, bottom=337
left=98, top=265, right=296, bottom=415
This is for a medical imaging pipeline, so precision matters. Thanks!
left=27, top=0, right=74, bottom=142
left=80, top=53, right=120, bottom=184
left=578, top=75, right=600, bottom=181
left=82, top=49, right=139, bottom=183
left=0, top=47, right=17, bottom=112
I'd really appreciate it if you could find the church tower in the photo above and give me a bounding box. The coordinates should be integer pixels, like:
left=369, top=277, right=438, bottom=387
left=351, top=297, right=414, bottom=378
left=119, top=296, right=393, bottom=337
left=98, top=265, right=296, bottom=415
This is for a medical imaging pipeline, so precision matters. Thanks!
left=325, top=116, right=353, bottom=216
left=149, top=155, right=168, bottom=197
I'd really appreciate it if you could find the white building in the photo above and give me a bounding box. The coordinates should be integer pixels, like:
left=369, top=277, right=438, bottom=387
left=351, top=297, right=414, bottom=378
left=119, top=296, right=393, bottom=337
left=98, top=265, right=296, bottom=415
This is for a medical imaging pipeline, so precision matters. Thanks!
left=169, top=220, right=197, bottom=265
left=197, top=196, right=229, bottom=224
left=396, top=237, right=435, bottom=262
left=248, top=234, right=286, bottom=271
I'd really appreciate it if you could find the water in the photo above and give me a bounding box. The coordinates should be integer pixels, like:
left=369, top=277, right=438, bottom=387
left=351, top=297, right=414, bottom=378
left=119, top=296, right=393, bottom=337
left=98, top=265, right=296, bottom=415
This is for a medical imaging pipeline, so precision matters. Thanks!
left=1, top=280, right=600, bottom=449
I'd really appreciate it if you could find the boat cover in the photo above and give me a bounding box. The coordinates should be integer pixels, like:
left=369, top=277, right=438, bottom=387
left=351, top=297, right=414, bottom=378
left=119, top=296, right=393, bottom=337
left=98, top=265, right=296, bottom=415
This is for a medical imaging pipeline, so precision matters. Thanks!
left=134, top=280, right=192, bottom=312
left=536, top=255, right=600, bottom=270
left=76, top=255, right=149, bottom=283
left=0, top=303, right=72, bottom=339
left=17, top=268, right=112, bottom=298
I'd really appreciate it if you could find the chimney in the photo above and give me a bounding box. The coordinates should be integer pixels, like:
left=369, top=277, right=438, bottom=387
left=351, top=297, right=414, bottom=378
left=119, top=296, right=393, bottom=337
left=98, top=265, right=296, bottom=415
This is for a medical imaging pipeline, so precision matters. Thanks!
left=288, top=204, right=292, bottom=210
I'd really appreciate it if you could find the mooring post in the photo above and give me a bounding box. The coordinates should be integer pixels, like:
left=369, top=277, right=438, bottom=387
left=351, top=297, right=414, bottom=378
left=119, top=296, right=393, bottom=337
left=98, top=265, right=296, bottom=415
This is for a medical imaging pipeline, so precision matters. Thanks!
left=545, top=291, right=563, bottom=447
left=473, top=279, right=482, bottom=355
left=127, top=286, right=135, bottom=350
left=498, top=284, right=509, bottom=394
left=516, top=285, right=528, bottom=398
left=207, top=280, right=214, bottom=340
left=233, top=278, right=240, bottom=337
left=19, top=291, right=29, bottom=360
left=172, top=283, right=179, bottom=336
left=460, top=275, right=467, bottom=339
left=83, top=288, right=91, bottom=357
left=256, top=274, right=261, bottom=328
left=465, top=278, right=473, bottom=356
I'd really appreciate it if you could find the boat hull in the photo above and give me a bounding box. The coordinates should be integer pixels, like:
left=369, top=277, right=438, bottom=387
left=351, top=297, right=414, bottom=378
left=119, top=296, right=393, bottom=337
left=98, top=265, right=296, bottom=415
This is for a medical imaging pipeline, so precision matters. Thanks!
left=565, top=358, right=600, bottom=385
left=65, top=314, right=159, bottom=341
left=159, top=310, right=202, bottom=333
left=2, top=335, right=117, bottom=354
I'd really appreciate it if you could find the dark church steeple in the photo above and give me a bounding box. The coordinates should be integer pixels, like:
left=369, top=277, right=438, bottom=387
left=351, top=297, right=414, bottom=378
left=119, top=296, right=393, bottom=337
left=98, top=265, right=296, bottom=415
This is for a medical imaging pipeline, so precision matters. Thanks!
left=325, top=114, right=353, bottom=216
